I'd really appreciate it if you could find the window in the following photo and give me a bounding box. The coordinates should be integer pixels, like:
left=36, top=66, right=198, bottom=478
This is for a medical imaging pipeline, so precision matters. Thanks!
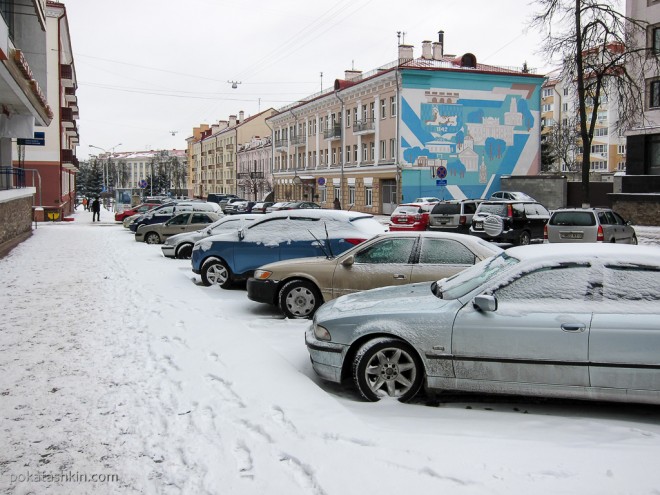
left=562, top=103, right=568, bottom=112
left=380, top=99, right=386, bottom=119
left=346, top=109, right=351, bottom=128
left=652, top=26, right=660, bottom=53
left=191, top=213, right=210, bottom=224
left=380, top=140, right=386, bottom=159
left=346, top=145, right=351, bottom=163
left=362, top=143, right=368, bottom=161
left=354, top=238, right=415, bottom=264
left=617, top=144, right=626, bottom=155
left=542, top=104, right=553, bottom=112
left=602, top=265, right=660, bottom=306
left=370, top=141, right=375, bottom=160
left=320, top=187, right=327, bottom=203
left=332, top=148, right=336, bottom=165
left=542, top=88, right=553, bottom=98
left=563, top=88, right=569, bottom=96
left=595, top=127, right=608, bottom=137
left=353, top=144, right=358, bottom=162
left=650, top=80, right=660, bottom=108
left=419, top=238, right=476, bottom=265
left=365, top=186, right=373, bottom=206
left=390, top=96, right=397, bottom=116
left=591, top=144, right=606, bottom=154
left=353, top=107, right=358, bottom=125
left=348, top=185, right=356, bottom=205
left=390, top=138, right=396, bottom=159
left=369, top=102, right=375, bottom=120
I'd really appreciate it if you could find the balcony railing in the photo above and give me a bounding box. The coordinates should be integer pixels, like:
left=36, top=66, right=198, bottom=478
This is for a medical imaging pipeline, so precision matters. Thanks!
left=0, top=167, right=26, bottom=189
left=353, top=118, right=375, bottom=134
left=290, top=135, right=306, bottom=146
left=323, top=125, right=341, bottom=140
left=274, top=139, right=288, bottom=150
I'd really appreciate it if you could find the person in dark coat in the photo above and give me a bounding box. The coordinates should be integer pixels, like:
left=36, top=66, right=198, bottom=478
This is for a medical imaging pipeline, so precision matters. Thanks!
left=91, top=197, right=101, bottom=222
left=333, top=197, right=341, bottom=210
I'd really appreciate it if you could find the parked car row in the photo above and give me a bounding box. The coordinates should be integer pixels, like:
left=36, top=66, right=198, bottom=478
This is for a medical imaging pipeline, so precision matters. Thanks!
left=390, top=195, right=637, bottom=246
left=127, top=203, right=660, bottom=407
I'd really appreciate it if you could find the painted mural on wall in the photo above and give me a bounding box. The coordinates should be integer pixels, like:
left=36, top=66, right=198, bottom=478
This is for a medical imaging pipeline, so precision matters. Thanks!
left=399, top=73, right=542, bottom=202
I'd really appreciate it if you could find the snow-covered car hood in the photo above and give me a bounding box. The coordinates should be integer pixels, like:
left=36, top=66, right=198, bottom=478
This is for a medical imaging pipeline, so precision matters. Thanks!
left=315, top=281, right=451, bottom=321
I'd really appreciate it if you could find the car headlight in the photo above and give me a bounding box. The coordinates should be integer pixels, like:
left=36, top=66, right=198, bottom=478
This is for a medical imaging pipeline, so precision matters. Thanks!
left=313, top=324, right=331, bottom=341
left=253, top=269, right=273, bottom=280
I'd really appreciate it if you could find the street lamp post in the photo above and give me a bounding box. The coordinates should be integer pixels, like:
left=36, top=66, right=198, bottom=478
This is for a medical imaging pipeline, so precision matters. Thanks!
left=89, top=143, right=122, bottom=207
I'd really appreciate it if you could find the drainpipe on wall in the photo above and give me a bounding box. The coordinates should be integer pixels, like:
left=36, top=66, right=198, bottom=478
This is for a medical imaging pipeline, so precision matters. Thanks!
left=265, top=117, right=274, bottom=201
left=289, top=109, right=299, bottom=200
left=334, top=90, right=346, bottom=208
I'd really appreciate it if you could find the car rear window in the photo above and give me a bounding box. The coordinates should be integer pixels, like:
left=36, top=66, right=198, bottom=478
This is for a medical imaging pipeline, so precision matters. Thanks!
left=477, top=203, right=507, bottom=216
left=550, top=211, right=596, bottom=226
left=431, top=203, right=461, bottom=214
left=393, top=206, right=422, bottom=215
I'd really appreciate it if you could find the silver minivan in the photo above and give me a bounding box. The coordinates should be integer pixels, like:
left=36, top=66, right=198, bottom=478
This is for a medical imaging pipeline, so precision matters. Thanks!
left=545, top=208, right=637, bottom=244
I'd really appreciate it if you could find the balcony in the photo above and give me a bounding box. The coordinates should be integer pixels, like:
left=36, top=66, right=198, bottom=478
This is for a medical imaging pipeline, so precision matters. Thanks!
left=60, top=64, right=74, bottom=88
left=65, top=87, right=77, bottom=104
left=275, top=139, right=288, bottom=151
left=290, top=135, right=306, bottom=147
left=353, top=118, right=375, bottom=135
left=323, top=125, right=341, bottom=140
left=225, top=144, right=234, bottom=151
left=61, top=107, right=74, bottom=127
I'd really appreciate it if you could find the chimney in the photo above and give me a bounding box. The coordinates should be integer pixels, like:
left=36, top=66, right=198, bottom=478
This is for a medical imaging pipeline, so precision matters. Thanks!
left=239, top=110, right=244, bottom=122
left=398, top=44, right=414, bottom=63
left=433, top=30, right=444, bottom=60
left=229, top=114, right=237, bottom=126
left=421, top=40, right=432, bottom=59
left=344, top=69, right=362, bottom=81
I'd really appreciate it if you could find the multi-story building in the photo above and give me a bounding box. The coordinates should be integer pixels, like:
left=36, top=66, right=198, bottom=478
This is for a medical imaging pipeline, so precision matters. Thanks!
left=541, top=68, right=627, bottom=175
left=188, top=109, right=275, bottom=199
left=236, top=136, right=272, bottom=201
left=267, top=35, right=544, bottom=214
left=626, top=0, right=660, bottom=178
left=12, top=1, right=78, bottom=219
left=0, top=0, right=55, bottom=241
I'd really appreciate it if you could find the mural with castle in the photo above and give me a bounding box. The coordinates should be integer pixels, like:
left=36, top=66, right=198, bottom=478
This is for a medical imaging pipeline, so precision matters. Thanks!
left=398, top=70, right=542, bottom=202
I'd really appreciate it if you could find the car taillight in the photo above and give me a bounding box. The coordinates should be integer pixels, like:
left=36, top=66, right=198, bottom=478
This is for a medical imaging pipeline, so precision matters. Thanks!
left=459, top=215, right=466, bottom=225
left=543, top=224, right=548, bottom=240
left=507, top=204, right=513, bottom=217
left=597, top=225, right=604, bottom=242
left=414, top=214, right=422, bottom=221
left=344, top=238, right=366, bottom=246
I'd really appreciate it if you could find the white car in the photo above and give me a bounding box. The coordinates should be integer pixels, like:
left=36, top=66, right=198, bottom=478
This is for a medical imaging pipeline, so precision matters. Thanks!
left=161, top=214, right=259, bottom=259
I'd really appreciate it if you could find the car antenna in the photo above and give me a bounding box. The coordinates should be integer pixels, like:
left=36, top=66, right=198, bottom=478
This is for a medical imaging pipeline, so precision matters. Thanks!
left=306, top=228, right=331, bottom=259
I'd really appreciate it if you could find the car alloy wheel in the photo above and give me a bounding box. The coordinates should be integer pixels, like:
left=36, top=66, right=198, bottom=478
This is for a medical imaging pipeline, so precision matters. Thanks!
left=518, top=231, right=531, bottom=246
left=201, top=259, right=232, bottom=288
left=145, top=232, right=161, bottom=244
left=353, top=337, right=423, bottom=402
left=279, top=280, right=321, bottom=319
left=176, top=243, right=193, bottom=259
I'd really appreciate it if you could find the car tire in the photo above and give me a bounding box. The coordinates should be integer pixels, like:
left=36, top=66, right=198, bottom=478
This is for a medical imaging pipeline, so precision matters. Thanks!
left=279, top=280, right=322, bottom=319
left=517, top=230, right=531, bottom=246
left=201, top=259, right=232, bottom=288
left=145, top=232, right=161, bottom=244
left=352, top=337, right=423, bottom=402
left=631, top=234, right=638, bottom=245
left=175, top=243, right=193, bottom=259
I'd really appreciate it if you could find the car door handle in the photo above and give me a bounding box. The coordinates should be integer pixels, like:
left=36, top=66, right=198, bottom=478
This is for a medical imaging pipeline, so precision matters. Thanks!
left=561, top=323, right=586, bottom=332
left=393, top=274, right=407, bottom=280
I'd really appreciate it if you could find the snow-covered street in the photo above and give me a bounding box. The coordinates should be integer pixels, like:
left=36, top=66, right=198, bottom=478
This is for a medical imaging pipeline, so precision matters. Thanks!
left=2, top=209, right=660, bottom=494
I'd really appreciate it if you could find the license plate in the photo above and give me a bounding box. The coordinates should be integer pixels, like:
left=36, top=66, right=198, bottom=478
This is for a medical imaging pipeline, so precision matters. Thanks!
left=560, top=232, right=583, bottom=239
left=438, top=216, right=450, bottom=224
left=396, top=217, right=408, bottom=223
left=474, top=221, right=483, bottom=229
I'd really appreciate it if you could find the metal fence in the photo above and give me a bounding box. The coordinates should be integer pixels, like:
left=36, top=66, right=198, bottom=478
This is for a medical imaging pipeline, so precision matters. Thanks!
left=0, top=167, right=26, bottom=189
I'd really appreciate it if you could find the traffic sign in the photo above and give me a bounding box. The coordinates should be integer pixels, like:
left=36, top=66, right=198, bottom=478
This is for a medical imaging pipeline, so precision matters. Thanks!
left=436, top=165, right=448, bottom=179
left=17, top=131, right=45, bottom=146
left=436, top=179, right=448, bottom=186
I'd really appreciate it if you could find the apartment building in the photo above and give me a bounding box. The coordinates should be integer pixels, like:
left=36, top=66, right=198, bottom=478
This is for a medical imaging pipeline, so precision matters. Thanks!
left=626, top=0, right=660, bottom=178
left=12, top=1, right=78, bottom=219
left=0, top=0, right=56, bottom=240
left=236, top=136, right=272, bottom=201
left=267, top=36, right=544, bottom=214
left=188, top=109, right=276, bottom=199
left=541, top=69, right=627, bottom=175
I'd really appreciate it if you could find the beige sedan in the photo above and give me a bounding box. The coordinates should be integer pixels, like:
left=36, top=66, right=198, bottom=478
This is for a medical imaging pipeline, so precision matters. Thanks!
left=246, top=231, right=503, bottom=319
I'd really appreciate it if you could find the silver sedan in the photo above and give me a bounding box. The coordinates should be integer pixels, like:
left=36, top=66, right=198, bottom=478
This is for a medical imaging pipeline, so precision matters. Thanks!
left=306, top=243, right=660, bottom=404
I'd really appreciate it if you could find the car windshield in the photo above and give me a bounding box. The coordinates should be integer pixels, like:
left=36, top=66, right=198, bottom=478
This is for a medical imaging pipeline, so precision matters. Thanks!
left=393, top=206, right=422, bottom=215
left=433, top=252, right=519, bottom=300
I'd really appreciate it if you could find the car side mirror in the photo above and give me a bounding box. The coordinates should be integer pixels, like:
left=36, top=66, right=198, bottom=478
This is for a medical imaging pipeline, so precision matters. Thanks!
left=238, top=228, right=245, bottom=241
left=341, top=255, right=355, bottom=267
left=473, top=294, right=497, bottom=312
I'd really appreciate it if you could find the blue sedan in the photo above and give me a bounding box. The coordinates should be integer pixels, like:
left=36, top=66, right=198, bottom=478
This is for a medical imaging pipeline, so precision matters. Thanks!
left=191, top=210, right=386, bottom=288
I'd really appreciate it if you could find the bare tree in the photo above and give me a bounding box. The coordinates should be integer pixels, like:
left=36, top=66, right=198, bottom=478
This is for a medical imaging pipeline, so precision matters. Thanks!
left=531, top=0, right=659, bottom=204
left=544, top=116, right=582, bottom=172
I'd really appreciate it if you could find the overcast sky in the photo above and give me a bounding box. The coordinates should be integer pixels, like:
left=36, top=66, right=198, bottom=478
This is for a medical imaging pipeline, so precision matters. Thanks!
left=64, top=0, right=554, bottom=160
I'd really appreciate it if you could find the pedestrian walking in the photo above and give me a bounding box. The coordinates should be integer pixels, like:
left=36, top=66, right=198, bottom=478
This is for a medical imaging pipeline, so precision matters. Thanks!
left=82, top=197, right=88, bottom=211
left=91, top=197, right=101, bottom=222
left=333, top=197, right=341, bottom=210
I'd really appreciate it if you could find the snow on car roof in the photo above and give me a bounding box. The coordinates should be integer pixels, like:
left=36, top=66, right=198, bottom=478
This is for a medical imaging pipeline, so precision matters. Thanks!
left=506, top=243, right=660, bottom=265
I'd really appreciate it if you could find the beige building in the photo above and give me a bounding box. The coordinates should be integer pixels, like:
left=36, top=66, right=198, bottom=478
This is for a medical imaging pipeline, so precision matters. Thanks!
left=188, top=109, right=276, bottom=199
left=236, top=136, right=272, bottom=201
left=541, top=68, right=626, bottom=175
